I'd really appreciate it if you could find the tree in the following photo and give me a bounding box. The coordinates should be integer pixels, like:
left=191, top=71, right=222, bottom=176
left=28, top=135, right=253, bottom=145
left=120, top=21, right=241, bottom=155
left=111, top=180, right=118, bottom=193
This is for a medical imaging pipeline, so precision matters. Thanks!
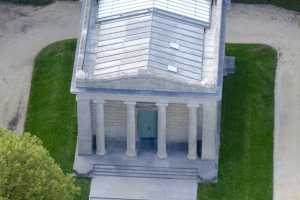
left=0, top=128, right=80, bottom=200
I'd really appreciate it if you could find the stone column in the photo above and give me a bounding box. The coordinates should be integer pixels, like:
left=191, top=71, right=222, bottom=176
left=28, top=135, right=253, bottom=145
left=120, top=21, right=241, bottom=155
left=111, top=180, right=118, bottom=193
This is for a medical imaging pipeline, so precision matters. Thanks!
left=94, top=99, right=106, bottom=155
left=125, top=101, right=137, bottom=157
left=202, top=101, right=218, bottom=160
left=187, top=104, right=199, bottom=160
left=156, top=103, right=168, bottom=159
left=76, top=96, right=93, bottom=155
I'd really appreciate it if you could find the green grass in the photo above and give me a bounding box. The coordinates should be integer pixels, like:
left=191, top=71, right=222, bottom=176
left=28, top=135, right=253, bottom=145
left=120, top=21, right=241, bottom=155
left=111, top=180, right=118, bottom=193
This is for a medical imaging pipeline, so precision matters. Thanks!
left=25, top=39, right=90, bottom=200
left=199, top=44, right=276, bottom=200
left=25, top=41, right=276, bottom=200
left=232, top=0, right=300, bottom=12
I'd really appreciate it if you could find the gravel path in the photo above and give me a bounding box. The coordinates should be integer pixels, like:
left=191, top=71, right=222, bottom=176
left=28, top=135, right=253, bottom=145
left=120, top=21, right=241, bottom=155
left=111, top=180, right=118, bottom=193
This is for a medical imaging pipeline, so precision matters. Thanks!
left=226, top=4, right=300, bottom=200
left=0, top=1, right=80, bottom=133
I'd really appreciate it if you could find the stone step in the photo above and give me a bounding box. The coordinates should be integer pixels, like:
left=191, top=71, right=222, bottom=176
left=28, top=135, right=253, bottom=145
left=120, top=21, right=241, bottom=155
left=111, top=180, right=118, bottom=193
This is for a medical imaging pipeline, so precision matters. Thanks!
left=94, top=164, right=198, bottom=173
left=92, top=164, right=199, bottom=180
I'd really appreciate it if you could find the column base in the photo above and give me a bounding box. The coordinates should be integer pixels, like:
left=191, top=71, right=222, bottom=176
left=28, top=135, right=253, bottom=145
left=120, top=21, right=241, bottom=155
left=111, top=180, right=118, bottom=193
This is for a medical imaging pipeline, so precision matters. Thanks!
left=96, top=150, right=106, bottom=156
left=187, top=154, right=198, bottom=160
left=77, top=138, right=93, bottom=155
left=157, top=152, right=168, bottom=159
left=126, top=150, right=137, bottom=157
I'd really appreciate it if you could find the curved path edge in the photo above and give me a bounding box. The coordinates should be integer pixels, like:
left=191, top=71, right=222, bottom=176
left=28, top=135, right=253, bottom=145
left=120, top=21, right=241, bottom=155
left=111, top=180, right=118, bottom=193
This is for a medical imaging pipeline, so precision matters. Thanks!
left=226, top=4, right=300, bottom=200
left=0, top=1, right=80, bottom=133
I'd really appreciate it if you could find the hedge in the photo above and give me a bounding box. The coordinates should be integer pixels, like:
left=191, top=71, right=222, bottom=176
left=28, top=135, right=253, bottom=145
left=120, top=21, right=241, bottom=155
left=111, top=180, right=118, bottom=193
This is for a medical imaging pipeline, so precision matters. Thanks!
left=232, top=0, right=300, bottom=12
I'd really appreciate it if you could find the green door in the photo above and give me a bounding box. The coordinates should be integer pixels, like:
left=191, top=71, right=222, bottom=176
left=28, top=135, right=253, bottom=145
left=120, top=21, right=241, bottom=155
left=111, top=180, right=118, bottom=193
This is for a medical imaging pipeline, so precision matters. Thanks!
left=138, top=110, right=158, bottom=139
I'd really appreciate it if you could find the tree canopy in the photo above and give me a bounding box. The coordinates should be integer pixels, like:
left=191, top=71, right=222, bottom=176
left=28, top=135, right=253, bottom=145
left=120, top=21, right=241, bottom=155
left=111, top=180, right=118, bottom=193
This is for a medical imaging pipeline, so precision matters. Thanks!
left=0, top=128, right=80, bottom=200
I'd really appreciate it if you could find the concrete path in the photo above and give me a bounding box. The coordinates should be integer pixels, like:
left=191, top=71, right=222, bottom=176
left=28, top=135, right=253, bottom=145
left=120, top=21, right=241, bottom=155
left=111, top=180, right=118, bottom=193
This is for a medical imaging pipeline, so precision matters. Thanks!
left=0, top=1, right=80, bottom=133
left=90, top=176, right=198, bottom=200
left=226, top=4, right=300, bottom=200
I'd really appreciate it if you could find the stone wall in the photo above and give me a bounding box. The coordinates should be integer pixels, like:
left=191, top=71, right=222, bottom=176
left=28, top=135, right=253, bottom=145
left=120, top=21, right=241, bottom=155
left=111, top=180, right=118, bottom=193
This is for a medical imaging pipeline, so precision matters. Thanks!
left=104, top=100, right=127, bottom=139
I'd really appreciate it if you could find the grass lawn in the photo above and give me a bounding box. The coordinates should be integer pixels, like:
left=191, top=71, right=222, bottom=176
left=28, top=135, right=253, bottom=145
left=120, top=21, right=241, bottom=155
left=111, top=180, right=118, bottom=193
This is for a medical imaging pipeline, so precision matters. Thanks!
left=25, top=39, right=90, bottom=200
left=25, top=40, right=276, bottom=200
left=199, top=44, right=276, bottom=200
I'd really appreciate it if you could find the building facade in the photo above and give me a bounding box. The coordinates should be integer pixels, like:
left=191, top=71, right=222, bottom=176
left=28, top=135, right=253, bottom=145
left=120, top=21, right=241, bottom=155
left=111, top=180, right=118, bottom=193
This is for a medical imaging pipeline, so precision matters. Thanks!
left=72, top=0, right=233, bottom=182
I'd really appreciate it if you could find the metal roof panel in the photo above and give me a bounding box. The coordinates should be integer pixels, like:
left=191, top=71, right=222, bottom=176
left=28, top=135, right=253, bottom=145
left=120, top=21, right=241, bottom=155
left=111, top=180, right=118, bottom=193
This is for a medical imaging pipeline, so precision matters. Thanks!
left=98, top=0, right=212, bottom=24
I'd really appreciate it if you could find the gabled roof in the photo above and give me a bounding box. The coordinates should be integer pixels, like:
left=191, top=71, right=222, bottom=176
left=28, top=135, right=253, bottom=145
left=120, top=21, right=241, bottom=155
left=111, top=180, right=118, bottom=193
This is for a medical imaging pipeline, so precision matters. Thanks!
left=72, top=0, right=225, bottom=93
left=94, top=11, right=205, bottom=84
left=98, top=0, right=212, bottom=25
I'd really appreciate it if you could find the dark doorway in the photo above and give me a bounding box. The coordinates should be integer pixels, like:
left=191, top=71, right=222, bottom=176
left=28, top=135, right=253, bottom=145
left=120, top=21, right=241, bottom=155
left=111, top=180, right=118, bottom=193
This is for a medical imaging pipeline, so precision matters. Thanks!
left=138, top=110, right=158, bottom=151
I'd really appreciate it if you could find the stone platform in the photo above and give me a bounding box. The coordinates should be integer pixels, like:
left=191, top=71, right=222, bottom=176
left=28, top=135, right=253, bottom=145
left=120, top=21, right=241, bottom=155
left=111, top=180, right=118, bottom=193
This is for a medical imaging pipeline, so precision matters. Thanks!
left=74, top=140, right=218, bottom=182
left=89, top=176, right=198, bottom=200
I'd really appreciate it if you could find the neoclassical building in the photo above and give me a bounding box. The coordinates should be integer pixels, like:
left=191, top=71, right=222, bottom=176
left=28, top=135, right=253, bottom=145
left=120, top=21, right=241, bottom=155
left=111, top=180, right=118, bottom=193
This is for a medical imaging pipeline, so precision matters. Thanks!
left=72, top=0, right=233, bottom=182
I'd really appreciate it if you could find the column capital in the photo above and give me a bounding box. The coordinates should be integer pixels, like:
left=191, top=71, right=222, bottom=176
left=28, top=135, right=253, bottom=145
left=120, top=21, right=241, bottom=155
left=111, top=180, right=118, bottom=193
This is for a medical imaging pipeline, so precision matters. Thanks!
left=124, top=101, right=136, bottom=106
left=156, top=102, right=168, bottom=107
left=187, top=103, right=199, bottom=108
left=76, top=95, right=91, bottom=102
left=93, top=98, right=105, bottom=104
left=202, top=100, right=218, bottom=107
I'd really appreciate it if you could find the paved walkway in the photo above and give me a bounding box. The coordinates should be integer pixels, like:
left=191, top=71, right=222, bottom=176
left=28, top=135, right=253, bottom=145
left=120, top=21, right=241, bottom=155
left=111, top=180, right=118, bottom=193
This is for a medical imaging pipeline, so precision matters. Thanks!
left=90, top=176, right=198, bottom=200
left=0, top=1, right=80, bottom=133
left=226, top=4, right=300, bottom=200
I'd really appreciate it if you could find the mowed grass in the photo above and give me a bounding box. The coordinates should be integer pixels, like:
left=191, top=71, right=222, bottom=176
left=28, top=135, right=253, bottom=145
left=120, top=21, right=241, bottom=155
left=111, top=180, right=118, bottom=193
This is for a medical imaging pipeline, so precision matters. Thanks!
left=25, top=39, right=90, bottom=200
left=199, top=44, right=276, bottom=200
left=25, top=40, right=276, bottom=200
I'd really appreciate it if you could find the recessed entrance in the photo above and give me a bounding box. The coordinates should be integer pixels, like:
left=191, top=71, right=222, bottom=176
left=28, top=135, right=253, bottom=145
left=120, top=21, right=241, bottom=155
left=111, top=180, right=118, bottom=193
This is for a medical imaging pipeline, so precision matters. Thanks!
left=138, top=110, right=158, bottom=139
left=138, top=110, right=158, bottom=152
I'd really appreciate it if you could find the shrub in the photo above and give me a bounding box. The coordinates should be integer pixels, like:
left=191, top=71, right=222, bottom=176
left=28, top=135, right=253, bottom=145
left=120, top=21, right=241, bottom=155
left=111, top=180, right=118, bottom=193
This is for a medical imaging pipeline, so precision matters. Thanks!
left=0, top=128, right=80, bottom=200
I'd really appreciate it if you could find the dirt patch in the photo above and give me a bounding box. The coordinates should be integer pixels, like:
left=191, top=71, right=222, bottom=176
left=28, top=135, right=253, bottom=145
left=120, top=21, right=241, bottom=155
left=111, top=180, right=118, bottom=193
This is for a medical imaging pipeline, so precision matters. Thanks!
left=0, top=2, right=38, bottom=30
left=8, top=100, right=21, bottom=131
left=0, top=1, right=80, bottom=133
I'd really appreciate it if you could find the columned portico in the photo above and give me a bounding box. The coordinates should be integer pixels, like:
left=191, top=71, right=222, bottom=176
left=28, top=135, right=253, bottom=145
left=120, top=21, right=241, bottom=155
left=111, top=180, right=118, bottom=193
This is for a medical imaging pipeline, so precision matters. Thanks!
left=187, top=104, right=199, bottom=160
left=94, top=99, right=106, bottom=155
left=76, top=96, right=219, bottom=162
left=124, top=101, right=137, bottom=157
left=156, top=103, right=168, bottom=159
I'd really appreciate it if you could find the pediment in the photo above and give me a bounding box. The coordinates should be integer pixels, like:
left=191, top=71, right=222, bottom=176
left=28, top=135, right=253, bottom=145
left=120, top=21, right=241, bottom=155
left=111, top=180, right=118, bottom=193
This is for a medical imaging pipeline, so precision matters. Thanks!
left=77, top=74, right=209, bottom=93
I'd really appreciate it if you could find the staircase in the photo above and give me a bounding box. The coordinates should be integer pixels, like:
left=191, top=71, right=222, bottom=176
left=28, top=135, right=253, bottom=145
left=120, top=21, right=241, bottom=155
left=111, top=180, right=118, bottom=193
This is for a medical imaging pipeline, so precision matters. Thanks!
left=92, top=163, right=199, bottom=180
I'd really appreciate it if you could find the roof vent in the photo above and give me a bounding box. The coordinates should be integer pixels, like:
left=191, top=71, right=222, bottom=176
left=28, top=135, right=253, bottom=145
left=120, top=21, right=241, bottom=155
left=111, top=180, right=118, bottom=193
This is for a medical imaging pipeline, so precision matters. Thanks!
left=167, top=65, right=178, bottom=73
left=169, top=42, right=180, bottom=50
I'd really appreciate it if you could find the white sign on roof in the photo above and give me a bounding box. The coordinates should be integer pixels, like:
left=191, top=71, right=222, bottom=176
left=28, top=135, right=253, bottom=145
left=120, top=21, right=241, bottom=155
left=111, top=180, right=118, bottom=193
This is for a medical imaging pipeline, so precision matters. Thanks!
left=98, top=0, right=211, bottom=24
